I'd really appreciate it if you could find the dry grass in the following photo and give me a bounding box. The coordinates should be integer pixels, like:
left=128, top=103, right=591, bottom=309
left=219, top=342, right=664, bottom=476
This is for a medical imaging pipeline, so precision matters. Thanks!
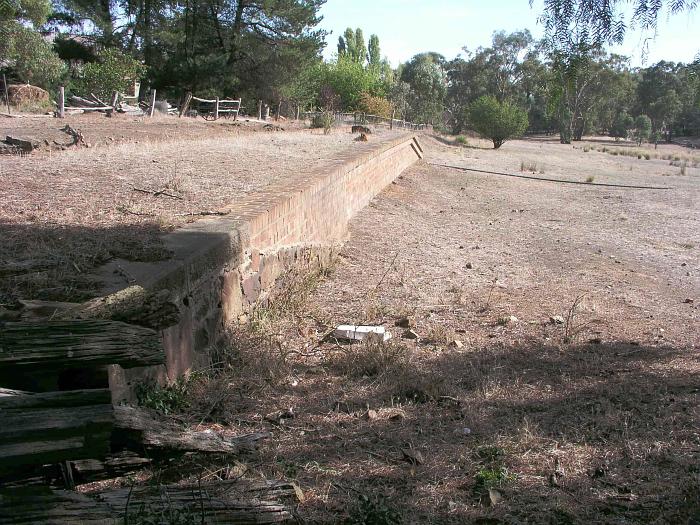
left=0, top=123, right=376, bottom=302
left=69, top=132, right=699, bottom=523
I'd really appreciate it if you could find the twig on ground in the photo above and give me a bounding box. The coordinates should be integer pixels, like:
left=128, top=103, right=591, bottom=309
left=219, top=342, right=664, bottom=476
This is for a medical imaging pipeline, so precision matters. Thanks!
left=369, top=251, right=399, bottom=295
left=175, top=211, right=228, bottom=217
left=132, top=187, right=184, bottom=200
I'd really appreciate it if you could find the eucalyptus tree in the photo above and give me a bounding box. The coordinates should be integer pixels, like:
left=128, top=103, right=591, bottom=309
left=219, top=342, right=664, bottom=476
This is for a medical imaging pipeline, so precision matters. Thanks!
left=535, top=0, right=698, bottom=46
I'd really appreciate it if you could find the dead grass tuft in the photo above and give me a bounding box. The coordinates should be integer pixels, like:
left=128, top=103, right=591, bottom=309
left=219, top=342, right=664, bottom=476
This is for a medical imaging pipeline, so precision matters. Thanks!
left=330, top=340, right=409, bottom=379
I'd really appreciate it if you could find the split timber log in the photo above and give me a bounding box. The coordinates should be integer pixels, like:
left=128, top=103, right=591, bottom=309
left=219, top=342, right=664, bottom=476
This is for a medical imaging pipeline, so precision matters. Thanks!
left=68, top=95, right=100, bottom=108
left=0, top=320, right=165, bottom=370
left=0, top=389, right=113, bottom=476
left=70, top=451, right=152, bottom=483
left=0, top=486, right=116, bottom=525
left=71, top=408, right=270, bottom=483
left=4, top=135, right=39, bottom=152
left=98, top=478, right=302, bottom=524
left=0, top=478, right=301, bottom=525
left=114, top=405, right=270, bottom=454
left=60, top=286, right=181, bottom=330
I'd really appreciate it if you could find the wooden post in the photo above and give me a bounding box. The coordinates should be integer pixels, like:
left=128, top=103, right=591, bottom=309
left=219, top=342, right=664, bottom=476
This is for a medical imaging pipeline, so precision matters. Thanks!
left=276, top=100, right=281, bottom=121
left=257, top=99, right=262, bottom=120
left=179, top=92, right=192, bottom=118
left=295, top=104, right=300, bottom=121
left=214, top=96, right=219, bottom=120
left=107, top=91, right=118, bottom=117
left=148, top=89, right=156, bottom=117
left=58, top=86, right=65, bottom=118
left=2, top=74, right=10, bottom=114
left=390, top=108, right=395, bottom=130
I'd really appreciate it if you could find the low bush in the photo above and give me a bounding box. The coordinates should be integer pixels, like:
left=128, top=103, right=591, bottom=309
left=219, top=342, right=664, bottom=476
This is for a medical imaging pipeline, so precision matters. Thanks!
left=311, top=111, right=334, bottom=134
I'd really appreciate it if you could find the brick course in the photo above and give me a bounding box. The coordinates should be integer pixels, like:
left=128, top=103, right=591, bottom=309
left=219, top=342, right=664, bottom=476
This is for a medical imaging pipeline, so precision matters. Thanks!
left=108, top=134, right=423, bottom=400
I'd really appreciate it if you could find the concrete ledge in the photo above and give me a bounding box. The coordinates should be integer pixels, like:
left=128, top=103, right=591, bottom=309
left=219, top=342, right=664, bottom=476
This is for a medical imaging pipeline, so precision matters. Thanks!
left=103, top=133, right=424, bottom=399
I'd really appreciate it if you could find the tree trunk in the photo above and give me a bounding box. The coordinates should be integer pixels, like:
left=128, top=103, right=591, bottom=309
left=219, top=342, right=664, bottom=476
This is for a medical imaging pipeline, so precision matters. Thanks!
left=227, top=0, right=248, bottom=67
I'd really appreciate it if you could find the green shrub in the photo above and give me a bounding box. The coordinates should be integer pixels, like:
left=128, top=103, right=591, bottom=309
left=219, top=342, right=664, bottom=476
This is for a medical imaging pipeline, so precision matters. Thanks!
left=311, top=110, right=334, bottom=134
left=609, top=111, right=634, bottom=140
left=467, top=95, right=528, bottom=149
left=135, top=377, right=193, bottom=415
left=359, top=92, right=393, bottom=118
left=455, top=135, right=469, bottom=146
left=2, top=26, right=66, bottom=90
left=474, top=466, right=516, bottom=490
left=74, top=48, right=145, bottom=101
left=632, top=115, right=652, bottom=146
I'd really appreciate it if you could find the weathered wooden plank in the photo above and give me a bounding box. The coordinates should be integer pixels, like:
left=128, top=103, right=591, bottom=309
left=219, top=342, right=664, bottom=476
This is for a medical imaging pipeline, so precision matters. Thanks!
left=0, top=389, right=113, bottom=475
left=0, top=486, right=116, bottom=525
left=114, top=405, right=270, bottom=454
left=98, top=478, right=301, bottom=524
left=0, top=320, right=165, bottom=369
left=59, top=286, right=180, bottom=330
left=0, top=479, right=300, bottom=525
left=70, top=451, right=152, bottom=483
left=0, top=388, right=111, bottom=409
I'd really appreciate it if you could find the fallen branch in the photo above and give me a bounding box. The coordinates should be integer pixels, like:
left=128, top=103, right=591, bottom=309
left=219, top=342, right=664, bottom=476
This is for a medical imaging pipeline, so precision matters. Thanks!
left=132, top=187, right=184, bottom=200
left=60, top=125, right=86, bottom=147
left=176, top=210, right=228, bottom=217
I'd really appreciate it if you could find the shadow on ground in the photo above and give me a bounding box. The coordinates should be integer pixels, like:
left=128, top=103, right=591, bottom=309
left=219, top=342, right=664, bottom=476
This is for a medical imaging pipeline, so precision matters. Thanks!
left=195, top=334, right=700, bottom=524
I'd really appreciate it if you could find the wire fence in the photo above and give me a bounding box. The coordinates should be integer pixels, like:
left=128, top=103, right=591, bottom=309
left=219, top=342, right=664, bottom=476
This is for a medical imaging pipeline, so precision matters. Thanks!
left=301, top=111, right=430, bottom=131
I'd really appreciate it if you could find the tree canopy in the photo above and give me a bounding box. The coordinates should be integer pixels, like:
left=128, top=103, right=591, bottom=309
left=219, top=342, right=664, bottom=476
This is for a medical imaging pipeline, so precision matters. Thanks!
left=536, top=0, right=698, bottom=45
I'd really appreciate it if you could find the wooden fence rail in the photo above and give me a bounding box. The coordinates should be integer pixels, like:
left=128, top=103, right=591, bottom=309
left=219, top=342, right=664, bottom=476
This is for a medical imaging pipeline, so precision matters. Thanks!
left=182, top=94, right=242, bottom=121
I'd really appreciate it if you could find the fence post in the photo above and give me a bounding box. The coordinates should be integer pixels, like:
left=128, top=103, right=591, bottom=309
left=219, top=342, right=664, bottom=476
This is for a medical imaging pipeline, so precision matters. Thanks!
left=214, top=96, right=219, bottom=120
left=148, top=89, right=156, bottom=117
left=2, top=74, right=10, bottom=114
left=107, top=90, right=118, bottom=117
left=58, top=86, right=65, bottom=118
left=179, top=92, right=192, bottom=118
left=257, top=100, right=262, bottom=120
left=276, top=101, right=281, bottom=121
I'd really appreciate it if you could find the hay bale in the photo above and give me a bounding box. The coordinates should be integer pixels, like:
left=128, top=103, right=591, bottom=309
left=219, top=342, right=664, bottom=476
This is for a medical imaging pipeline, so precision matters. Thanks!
left=7, top=84, right=49, bottom=105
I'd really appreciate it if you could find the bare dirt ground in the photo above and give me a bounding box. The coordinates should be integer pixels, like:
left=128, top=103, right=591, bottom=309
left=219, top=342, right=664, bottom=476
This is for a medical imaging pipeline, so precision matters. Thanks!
left=137, top=135, right=700, bottom=524
left=0, top=115, right=397, bottom=303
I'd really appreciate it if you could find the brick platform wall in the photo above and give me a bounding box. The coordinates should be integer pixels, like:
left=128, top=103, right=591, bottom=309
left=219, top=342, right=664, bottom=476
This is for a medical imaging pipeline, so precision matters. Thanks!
left=108, top=134, right=423, bottom=399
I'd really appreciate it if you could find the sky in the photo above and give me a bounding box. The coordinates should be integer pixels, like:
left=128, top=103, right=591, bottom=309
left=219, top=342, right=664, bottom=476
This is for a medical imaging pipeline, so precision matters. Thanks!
left=318, top=0, right=700, bottom=67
